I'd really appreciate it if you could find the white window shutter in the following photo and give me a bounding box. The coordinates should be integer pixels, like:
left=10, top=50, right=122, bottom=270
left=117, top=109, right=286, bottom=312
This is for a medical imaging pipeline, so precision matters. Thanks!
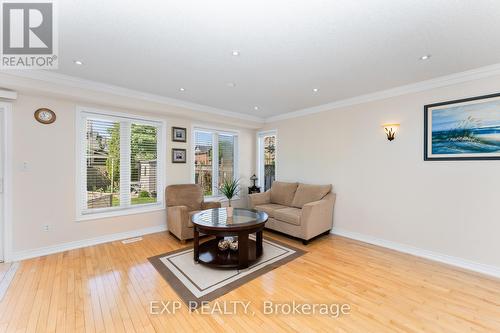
left=120, top=121, right=131, bottom=206
left=193, top=128, right=238, bottom=198
left=78, top=109, right=164, bottom=217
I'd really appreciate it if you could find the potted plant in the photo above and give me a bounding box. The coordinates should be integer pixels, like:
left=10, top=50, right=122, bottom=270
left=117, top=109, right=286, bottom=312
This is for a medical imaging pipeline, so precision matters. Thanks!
left=220, top=178, right=239, bottom=217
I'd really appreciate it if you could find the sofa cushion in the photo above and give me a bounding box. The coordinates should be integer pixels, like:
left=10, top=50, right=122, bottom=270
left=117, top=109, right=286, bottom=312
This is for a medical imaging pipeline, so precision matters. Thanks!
left=270, top=181, right=298, bottom=206
left=254, top=203, right=288, bottom=218
left=274, top=207, right=302, bottom=226
left=187, top=210, right=201, bottom=227
left=292, top=183, right=332, bottom=208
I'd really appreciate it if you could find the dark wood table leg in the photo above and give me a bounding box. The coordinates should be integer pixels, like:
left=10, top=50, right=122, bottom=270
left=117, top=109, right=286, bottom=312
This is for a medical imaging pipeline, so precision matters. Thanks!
left=256, top=230, right=263, bottom=257
left=193, top=227, right=199, bottom=262
left=238, top=233, right=249, bottom=269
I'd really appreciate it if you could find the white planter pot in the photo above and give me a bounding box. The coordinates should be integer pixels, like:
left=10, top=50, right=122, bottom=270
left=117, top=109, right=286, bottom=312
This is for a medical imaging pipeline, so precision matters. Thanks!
left=226, top=206, right=234, bottom=217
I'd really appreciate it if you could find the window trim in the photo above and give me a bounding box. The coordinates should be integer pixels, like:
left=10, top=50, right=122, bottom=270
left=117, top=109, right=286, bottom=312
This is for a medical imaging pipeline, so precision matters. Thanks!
left=75, top=106, right=166, bottom=222
left=256, top=129, right=277, bottom=190
left=191, top=125, right=239, bottom=199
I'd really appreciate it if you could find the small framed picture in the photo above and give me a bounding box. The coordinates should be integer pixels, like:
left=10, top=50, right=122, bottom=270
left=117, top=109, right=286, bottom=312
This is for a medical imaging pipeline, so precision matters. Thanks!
left=172, top=148, right=187, bottom=163
left=172, top=127, right=187, bottom=142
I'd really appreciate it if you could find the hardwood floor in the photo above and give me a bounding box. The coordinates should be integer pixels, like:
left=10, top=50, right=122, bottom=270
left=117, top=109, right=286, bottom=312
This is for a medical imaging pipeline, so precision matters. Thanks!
left=0, top=231, right=499, bottom=332
left=0, top=262, right=17, bottom=302
left=0, top=262, right=12, bottom=283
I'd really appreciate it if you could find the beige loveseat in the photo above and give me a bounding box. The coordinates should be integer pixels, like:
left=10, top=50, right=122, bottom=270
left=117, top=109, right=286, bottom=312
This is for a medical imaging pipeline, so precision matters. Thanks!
left=165, top=184, right=221, bottom=242
left=249, top=181, right=335, bottom=244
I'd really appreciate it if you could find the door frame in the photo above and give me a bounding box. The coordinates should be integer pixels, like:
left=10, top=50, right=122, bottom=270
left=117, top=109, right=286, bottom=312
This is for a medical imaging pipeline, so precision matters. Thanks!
left=256, top=130, right=277, bottom=191
left=0, top=102, right=13, bottom=262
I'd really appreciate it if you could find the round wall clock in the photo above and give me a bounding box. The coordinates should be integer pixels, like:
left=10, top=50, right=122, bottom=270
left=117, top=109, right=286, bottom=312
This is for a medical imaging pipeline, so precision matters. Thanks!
left=34, top=108, right=56, bottom=124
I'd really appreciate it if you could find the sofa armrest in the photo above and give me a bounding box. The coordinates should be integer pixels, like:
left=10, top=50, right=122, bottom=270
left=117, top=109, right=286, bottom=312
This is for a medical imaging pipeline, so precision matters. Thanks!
left=248, top=191, right=271, bottom=208
left=167, top=204, right=188, bottom=215
left=202, top=201, right=222, bottom=210
left=300, top=193, right=336, bottom=240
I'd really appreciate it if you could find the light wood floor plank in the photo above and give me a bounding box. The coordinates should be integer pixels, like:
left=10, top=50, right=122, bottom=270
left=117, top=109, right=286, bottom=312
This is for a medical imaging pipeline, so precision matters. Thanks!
left=0, top=232, right=499, bottom=332
left=0, top=262, right=12, bottom=284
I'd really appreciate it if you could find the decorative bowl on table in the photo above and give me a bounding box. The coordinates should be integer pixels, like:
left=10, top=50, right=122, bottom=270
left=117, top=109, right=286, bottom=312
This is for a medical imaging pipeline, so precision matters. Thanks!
left=229, top=240, right=238, bottom=251
left=218, top=239, right=230, bottom=251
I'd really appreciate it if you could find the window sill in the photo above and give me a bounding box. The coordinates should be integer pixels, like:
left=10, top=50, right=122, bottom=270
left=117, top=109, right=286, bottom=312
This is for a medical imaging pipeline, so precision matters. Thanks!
left=76, top=203, right=165, bottom=222
left=204, top=196, right=241, bottom=203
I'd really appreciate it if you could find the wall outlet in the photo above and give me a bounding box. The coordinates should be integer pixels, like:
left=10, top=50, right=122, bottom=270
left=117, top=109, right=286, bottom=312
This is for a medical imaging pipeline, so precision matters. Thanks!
left=42, top=225, right=50, bottom=232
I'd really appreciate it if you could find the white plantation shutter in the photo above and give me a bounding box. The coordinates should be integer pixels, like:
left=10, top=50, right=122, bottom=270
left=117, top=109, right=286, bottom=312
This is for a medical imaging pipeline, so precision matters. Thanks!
left=84, top=118, right=120, bottom=210
left=218, top=134, right=235, bottom=192
left=130, top=123, right=158, bottom=205
left=194, top=130, right=214, bottom=196
left=257, top=131, right=277, bottom=191
left=78, top=110, right=164, bottom=217
left=194, top=128, right=238, bottom=197
left=120, top=121, right=131, bottom=206
left=262, top=134, right=276, bottom=191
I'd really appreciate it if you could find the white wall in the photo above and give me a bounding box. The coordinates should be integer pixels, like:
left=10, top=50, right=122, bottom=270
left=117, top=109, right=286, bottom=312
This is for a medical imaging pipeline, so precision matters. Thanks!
left=264, top=74, right=500, bottom=269
left=8, top=93, right=256, bottom=256
left=5, top=70, right=500, bottom=274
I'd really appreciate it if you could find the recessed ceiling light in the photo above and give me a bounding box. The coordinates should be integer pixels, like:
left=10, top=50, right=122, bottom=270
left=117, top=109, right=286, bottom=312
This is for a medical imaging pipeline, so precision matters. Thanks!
left=420, top=54, right=431, bottom=60
left=312, top=88, right=319, bottom=92
left=232, top=50, right=240, bottom=56
left=73, top=60, right=83, bottom=65
left=179, top=87, right=185, bottom=91
left=227, top=82, right=236, bottom=88
left=254, top=106, right=259, bottom=110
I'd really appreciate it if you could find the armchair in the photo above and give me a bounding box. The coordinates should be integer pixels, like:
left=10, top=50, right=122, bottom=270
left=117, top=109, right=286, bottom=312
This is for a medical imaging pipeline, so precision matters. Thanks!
left=165, top=184, right=221, bottom=243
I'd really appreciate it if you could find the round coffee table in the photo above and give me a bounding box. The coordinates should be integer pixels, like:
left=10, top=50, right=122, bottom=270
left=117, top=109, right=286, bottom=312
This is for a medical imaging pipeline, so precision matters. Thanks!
left=191, top=208, right=268, bottom=269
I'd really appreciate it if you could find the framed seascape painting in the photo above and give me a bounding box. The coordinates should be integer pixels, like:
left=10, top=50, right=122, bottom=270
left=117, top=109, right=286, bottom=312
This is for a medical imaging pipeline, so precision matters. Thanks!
left=424, top=93, right=500, bottom=160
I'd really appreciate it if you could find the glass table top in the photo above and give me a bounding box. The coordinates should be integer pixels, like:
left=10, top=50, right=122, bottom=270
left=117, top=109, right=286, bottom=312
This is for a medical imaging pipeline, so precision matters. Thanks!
left=191, top=208, right=268, bottom=229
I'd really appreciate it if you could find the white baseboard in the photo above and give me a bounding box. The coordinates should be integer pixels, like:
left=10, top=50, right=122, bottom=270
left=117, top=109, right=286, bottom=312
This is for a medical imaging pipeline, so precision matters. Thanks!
left=331, top=228, right=500, bottom=279
left=10, top=225, right=167, bottom=262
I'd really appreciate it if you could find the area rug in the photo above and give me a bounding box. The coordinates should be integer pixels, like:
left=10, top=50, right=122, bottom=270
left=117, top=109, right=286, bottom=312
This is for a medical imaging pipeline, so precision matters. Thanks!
left=148, top=237, right=305, bottom=306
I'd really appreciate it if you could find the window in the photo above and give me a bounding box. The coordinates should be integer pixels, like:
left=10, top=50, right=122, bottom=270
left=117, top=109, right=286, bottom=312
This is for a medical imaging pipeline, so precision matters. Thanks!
left=77, top=108, right=165, bottom=219
left=194, top=128, right=238, bottom=197
left=257, top=130, right=276, bottom=191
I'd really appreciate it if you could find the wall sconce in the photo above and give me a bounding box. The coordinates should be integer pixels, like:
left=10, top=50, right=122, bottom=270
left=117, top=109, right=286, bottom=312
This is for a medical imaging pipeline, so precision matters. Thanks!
left=382, top=123, right=400, bottom=141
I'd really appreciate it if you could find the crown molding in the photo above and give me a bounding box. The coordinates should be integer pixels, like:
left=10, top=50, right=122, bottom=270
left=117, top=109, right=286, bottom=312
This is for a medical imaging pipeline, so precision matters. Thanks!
left=1, top=70, right=265, bottom=123
left=0, top=88, right=17, bottom=100
left=5, top=62, right=500, bottom=125
left=266, top=62, right=500, bottom=123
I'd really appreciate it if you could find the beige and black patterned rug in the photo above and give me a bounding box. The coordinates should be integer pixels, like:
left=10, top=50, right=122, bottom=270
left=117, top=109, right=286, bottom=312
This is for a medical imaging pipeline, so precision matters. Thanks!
left=148, top=237, right=305, bottom=306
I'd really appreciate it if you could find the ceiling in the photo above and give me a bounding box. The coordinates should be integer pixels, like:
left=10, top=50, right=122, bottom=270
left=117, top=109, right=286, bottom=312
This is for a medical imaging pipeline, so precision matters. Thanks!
left=55, top=0, right=500, bottom=118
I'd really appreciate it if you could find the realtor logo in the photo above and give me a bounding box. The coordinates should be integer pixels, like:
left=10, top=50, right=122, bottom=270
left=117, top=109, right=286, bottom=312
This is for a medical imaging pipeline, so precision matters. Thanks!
left=1, top=0, right=58, bottom=69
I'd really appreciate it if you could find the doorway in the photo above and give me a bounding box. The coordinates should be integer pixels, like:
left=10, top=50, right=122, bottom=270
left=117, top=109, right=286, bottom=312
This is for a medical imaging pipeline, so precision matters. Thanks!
left=0, top=106, right=5, bottom=262
left=0, top=102, right=11, bottom=263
